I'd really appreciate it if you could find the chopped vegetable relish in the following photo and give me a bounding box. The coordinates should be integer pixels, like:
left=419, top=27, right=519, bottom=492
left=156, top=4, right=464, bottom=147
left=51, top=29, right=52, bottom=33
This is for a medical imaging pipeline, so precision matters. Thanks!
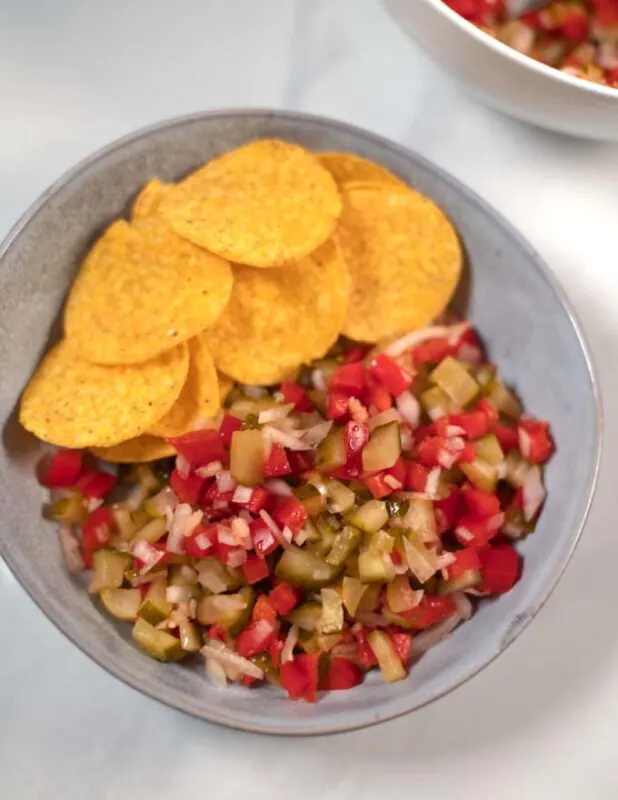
left=444, top=0, right=618, bottom=89
left=41, top=323, right=553, bottom=702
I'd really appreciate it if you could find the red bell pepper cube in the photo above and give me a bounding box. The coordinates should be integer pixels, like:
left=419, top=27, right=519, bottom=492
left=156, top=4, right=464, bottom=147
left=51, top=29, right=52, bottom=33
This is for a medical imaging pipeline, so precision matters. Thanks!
left=449, top=410, right=488, bottom=440
left=387, top=457, right=406, bottom=485
left=38, top=449, right=83, bottom=488
left=183, top=523, right=216, bottom=558
left=269, top=582, right=300, bottom=615
left=398, top=595, right=456, bottom=630
left=170, top=469, right=207, bottom=506
left=434, top=488, right=465, bottom=533
left=492, top=423, right=519, bottom=452
left=455, top=511, right=504, bottom=547
left=458, top=442, right=476, bottom=464
left=476, top=397, right=498, bottom=423
left=168, top=428, right=226, bottom=468
left=388, top=631, right=412, bottom=667
left=416, top=436, right=447, bottom=468
left=517, top=419, right=553, bottom=464
left=75, top=469, right=117, bottom=499
left=271, top=495, right=308, bottom=534
left=269, top=636, right=284, bottom=669
left=241, top=554, right=270, bottom=584
left=329, top=361, right=365, bottom=395
left=446, top=547, right=482, bottom=579
left=561, top=7, right=589, bottom=41
left=329, top=457, right=362, bottom=481
left=326, top=390, right=351, bottom=421
left=411, top=337, right=452, bottom=365
left=81, top=506, right=113, bottom=568
left=208, top=624, right=227, bottom=642
left=368, top=353, right=413, bottom=397
left=280, top=381, right=313, bottom=412
left=235, top=619, right=275, bottom=658
left=202, top=480, right=234, bottom=506
left=343, top=420, right=369, bottom=458
left=319, top=658, right=364, bottom=691
left=287, top=450, right=313, bottom=474
left=342, top=345, right=370, bottom=363
left=280, top=659, right=310, bottom=701
left=455, top=326, right=484, bottom=358
left=352, top=626, right=378, bottom=668
left=294, top=653, right=321, bottom=703
left=462, top=486, right=501, bottom=517
left=477, top=544, right=520, bottom=594
left=241, top=674, right=259, bottom=687
left=219, top=413, right=242, bottom=448
left=263, top=443, right=292, bottom=478
left=250, top=520, right=279, bottom=558
left=252, top=595, right=278, bottom=624
left=363, top=472, right=393, bottom=499
left=364, top=376, right=392, bottom=412
left=405, top=461, right=429, bottom=492
left=245, top=486, right=270, bottom=514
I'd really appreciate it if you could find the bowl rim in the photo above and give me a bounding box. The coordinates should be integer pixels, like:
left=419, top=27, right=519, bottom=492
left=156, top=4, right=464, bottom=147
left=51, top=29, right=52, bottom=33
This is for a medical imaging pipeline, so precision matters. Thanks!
left=422, top=0, right=618, bottom=101
left=0, top=108, right=603, bottom=735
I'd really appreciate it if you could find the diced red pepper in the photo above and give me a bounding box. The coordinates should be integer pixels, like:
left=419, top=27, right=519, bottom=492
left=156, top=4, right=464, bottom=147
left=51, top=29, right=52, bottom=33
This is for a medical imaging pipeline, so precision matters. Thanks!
left=455, top=511, right=504, bottom=547
left=269, top=582, right=301, bottom=615
left=183, top=522, right=216, bottom=558
left=250, top=520, right=279, bottom=558
left=271, top=495, right=308, bottom=534
left=295, top=653, right=320, bottom=703
left=492, top=423, right=519, bottom=452
left=363, top=472, right=394, bottom=499
left=459, top=442, right=476, bottom=464
left=241, top=674, right=259, bottom=687
left=168, top=428, right=226, bottom=468
left=462, top=486, right=501, bottom=517
left=219, top=413, right=243, bottom=448
left=81, top=506, right=113, bottom=568
left=416, top=436, right=447, bottom=468
left=446, top=547, right=482, bottom=579
left=280, top=381, right=313, bottom=412
left=388, top=631, right=412, bottom=667
left=368, top=353, right=413, bottom=397
left=364, top=376, right=392, bottom=412
left=455, top=326, right=484, bottom=360
left=170, top=469, right=207, bottom=506
left=352, top=626, right=378, bottom=668
left=405, top=461, right=429, bottom=492
left=320, top=658, right=364, bottom=691
left=269, top=636, right=284, bottom=669
left=517, top=419, right=553, bottom=464
left=399, top=595, right=456, bottom=630
left=449, top=410, right=488, bottom=439
left=434, top=488, right=465, bottom=533
left=329, top=361, right=365, bottom=395
left=326, top=390, right=351, bottom=421
left=263, top=443, right=292, bottom=478
left=38, top=449, right=83, bottom=488
left=342, top=345, right=370, bottom=363
left=245, top=485, right=270, bottom=514
left=235, top=620, right=275, bottom=658
left=560, top=7, right=589, bottom=41
left=202, top=480, right=234, bottom=507
left=279, top=659, right=310, bottom=701
left=411, top=337, right=452, bottom=365
left=208, top=624, right=227, bottom=642
left=329, top=457, right=362, bottom=481
left=241, top=554, right=270, bottom=584
left=74, top=469, right=117, bottom=499
left=343, top=420, right=369, bottom=458
left=477, top=544, right=520, bottom=594
left=252, top=595, right=278, bottom=624
left=477, top=398, right=498, bottom=423
left=287, top=450, right=313, bottom=474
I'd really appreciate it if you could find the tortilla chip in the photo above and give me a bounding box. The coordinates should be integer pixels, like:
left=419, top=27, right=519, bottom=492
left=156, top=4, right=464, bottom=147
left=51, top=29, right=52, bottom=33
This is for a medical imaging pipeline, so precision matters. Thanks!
left=318, top=152, right=406, bottom=189
left=131, top=178, right=173, bottom=220
left=91, top=435, right=176, bottom=463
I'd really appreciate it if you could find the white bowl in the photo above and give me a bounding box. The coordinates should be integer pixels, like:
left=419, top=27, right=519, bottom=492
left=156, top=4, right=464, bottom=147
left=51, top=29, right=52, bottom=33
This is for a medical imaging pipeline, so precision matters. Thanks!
left=384, top=0, right=618, bottom=140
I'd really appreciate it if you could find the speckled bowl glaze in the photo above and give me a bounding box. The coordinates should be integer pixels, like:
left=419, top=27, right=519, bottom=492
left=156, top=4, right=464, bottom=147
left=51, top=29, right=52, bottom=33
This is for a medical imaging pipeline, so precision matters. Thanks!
left=0, top=110, right=601, bottom=735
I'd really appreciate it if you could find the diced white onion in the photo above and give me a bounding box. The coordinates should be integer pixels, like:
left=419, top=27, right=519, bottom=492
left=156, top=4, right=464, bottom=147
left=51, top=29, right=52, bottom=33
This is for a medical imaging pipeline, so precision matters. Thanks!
left=312, top=369, right=326, bottom=392
left=124, top=484, right=147, bottom=513
left=452, top=592, right=473, bottom=620
left=425, top=467, right=441, bottom=496
left=259, top=509, right=290, bottom=549
left=385, top=326, right=450, bottom=357
left=487, top=512, right=505, bottom=533
left=262, top=425, right=311, bottom=451
left=455, top=526, right=474, bottom=543
left=496, top=461, right=508, bottom=480
left=447, top=321, right=470, bottom=346
left=58, top=524, right=85, bottom=572
left=132, top=540, right=166, bottom=572
left=458, top=343, right=482, bottom=366
left=183, top=510, right=203, bottom=539
left=400, top=425, right=414, bottom=452
left=301, top=420, right=333, bottom=447
left=167, top=503, right=193, bottom=553
left=436, top=551, right=456, bottom=570
left=445, top=425, right=465, bottom=438
left=264, top=478, right=293, bottom=497
left=410, top=613, right=462, bottom=657
left=166, top=585, right=193, bottom=604
left=258, top=404, right=294, bottom=425
left=396, top=390, right=421, bottom=429
left=355, top=611, right=392, bottom=628
left=216, top=470, right=236, bottom=494
left=243, top=384, right=268, bottom=398
left=148, top=486, right=179, bottom=516
left=202, top=641, right=264, bottom=680
left=518, top=427, right=531, bottom=460
left=175, top=454, right=191, bottom=478
left=205, top=656, right=228, bottom=687
left=226, top=549, right=247, bottom=568
left=383, top=475, right=402, bottom=490
left=232, top=485, right=253, bottom=504
left=281, top=624, right=299, bottom=664
left=84, top=497, right=104, bottom=513
left=197, top=561, right=228, bottom=594
left=196, top=461, right=223, bottom=478
left=428, top=405, right=447, bottom=421
left=523, top=465, right=546, bottom=522
left=294, top=527, right=310, bottom=546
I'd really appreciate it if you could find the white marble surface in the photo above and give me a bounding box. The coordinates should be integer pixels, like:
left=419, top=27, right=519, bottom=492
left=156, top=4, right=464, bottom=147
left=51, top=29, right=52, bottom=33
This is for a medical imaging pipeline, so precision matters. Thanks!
left=1, top=1, right=617, bottom=797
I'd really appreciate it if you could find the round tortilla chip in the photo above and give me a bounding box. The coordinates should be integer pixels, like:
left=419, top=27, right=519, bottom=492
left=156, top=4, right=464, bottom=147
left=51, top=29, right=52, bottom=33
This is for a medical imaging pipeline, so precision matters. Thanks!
left=148, top=334, right=220, bottom=437
left=159, top=139, right=342, bottom=268
left=338, top=186, right=462, bottom=342
left=318, top=152, right=406, bottom=189
left=202, top=238, right=350, bottom=385
left=64, top=218, right=233, bottom=364
left=19, top=340, right=189, bottom=448
left=132, top=178, right=173, bottom=220
left=91, top=435, right=176, bottom=463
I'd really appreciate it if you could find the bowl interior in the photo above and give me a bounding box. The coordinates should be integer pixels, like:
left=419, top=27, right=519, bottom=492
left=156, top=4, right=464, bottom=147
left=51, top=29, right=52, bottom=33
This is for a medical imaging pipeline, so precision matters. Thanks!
left=0, top=110, right=600, bottom=734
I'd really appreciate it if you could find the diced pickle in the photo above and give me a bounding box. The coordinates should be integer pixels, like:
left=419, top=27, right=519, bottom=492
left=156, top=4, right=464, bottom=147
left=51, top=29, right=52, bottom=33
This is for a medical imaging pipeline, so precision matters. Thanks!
left=139, top=578, right=172, bottom=625
left=460, top=458, right=499, bottom=492
left=341, top=576, right=367, bottom=616
left=307, top=389, right=327, bottom=416
left=178, top=619, right=203, bottom=652
left=324, top=479, right=356, bottom=514
left=362, top=422, right=401, bottom=472
left=475, top=364, right=496, bottom=388
left=131, top=517, right=167, bottom=545
left=112, top=506, right=136, bottom=541
left=437, top=568, right=482, bottom=595
left=325, top=525, right=362, bottom=567
left=385, top=496, right=409, bottom=517
left=287, top=601, right=323, bottom=632
left=474, top=434, right=504, bottom=465
left=132, top=618, right=185, bottom=662
left=275, top=545, right=339, bottom=590
left=368, top=529, right=395, bottom=554
left=348, top=500, right=388, bottom=534
left=487, top=380, right=522, bottom=419
left=358, top=549, right=390, bottom=583
left=318, top=588, right=344, bottom=634
left=169, top=564, right=199, bottom=587
left=131, top=508, right=151, bottom=530
left=405, top=498, right=438, bottom=542
left=367, top=630, right=406, bottom=683
left=100, top=587, right=141, bottom=620
left=230, top=429, right=265, bottom=486
left=430, top=356, right=479, bottom=407
left=196, top=557, right=243, bottom=593
left=136, top=465, right=161, bottom=493
left=505, top=450, right=531, bottom=488
left=47, top=494, right=87, bottom=525
left=294, top=484, right=327, bottom=517
left=420, top=385, right=452, bottom=419
left=403, top=531, right=437, bottom=583
left=196, top=586, right=254, bottom=633
left=503, top=505, right=535, bottom=536
left=357, top=582, right=382, bottom=612
left=315, top=427, right=346, bottom=472
left=313, top=358, right=339, bottom=385
left=88, top=549, right=132, bottom=594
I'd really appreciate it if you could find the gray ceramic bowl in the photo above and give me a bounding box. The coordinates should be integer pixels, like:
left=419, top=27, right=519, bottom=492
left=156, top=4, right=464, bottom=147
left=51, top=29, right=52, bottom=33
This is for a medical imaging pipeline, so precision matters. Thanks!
left=0, top=110, right=601, bottom=735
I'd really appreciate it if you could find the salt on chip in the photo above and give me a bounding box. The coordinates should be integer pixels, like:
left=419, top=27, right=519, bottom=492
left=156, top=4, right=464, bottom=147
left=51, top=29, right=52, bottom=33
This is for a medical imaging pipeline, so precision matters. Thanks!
left=64, top=218, right=233, bottom=364
left=19, top=340, right=189, bottom=448
left=202, top=238, right=350, bottom=385
left=338, top=186, right=462, bottom=343
left=148, top=334, right=220, bottom=437
left=132, top=178, right=172, bottom=221
left=91, top=435, right=176, bottom=463
left=318, top=152, right=406, bottom=189
left=159, top=139, right=342, bottom=268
